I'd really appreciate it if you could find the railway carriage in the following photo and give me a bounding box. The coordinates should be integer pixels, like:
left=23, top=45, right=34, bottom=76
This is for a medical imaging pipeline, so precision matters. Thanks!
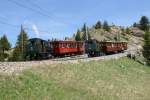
left=100, top=41, right=127, bottom=54
left=50, top=41, right=84, bottom=57
left=85, top=39, right=127, bottom=56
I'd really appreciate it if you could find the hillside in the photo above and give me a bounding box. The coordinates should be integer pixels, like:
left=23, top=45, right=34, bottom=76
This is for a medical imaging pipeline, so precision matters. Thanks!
left=72, top=25, right=145, bottom=54
left=75, top=26, right=144, bottom=46
left=0, top=58, right=150, bottom=100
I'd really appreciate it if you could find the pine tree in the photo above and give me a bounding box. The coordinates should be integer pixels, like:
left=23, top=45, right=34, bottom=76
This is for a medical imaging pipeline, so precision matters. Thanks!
left=82, top=24, right=87, bottom=41
left=95, top=21, right=102, bottom=29
left=81, top=23, right=87, bottom=32
left=0, top=35, right=11, bottom=53
left=65, top=37, right=68, bottom=40
left=143, top=31, right=150, bottom=65
left=0, top=38, right=4, bottom=61
left=82, top=26, right=91, bottom=41
left=139, top=16, right=150, bottom=31
left=12, top=25, right=29, bottom=61
left=133, top=22, right=138, bottom=27
left=0, top=35, right=11, bottom=61
left=75, top=29, right=81, bottom=41
left=0, top=37, right=3, bottom=53
left=103, top=21, right=110, bottom=32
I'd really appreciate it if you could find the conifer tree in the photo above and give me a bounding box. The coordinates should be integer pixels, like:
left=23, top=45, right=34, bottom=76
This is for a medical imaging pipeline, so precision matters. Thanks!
left=75, top=29, right=81, bottom=41
left=82, top=26, right=91, bottom=41
left=0, top=38, right=4, bottom=61
left=103, top=21, right=110, bottom=32
left=95, top=21, right=102, bottom=29
left=0, top=35, right=11, bottom=53
left=82, top=24, right=87, bottom=41
left=12, top=25, right=29, bottom=61
left=81, top=23, right=87, bottom=33
left=0, top=35, right=11, bottom=61
left=139, top=16, right=150, bottom=31
left=133, top=22, right=138, bottom=27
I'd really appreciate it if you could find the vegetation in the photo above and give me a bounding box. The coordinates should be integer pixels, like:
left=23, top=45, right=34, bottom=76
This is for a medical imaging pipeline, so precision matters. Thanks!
left=143, top=31, right=150, bottom=65
left=0, top=58, right=150, bottom=100
left=103, top=21, right=110, bottom=32
left=11, top=25, right=29, bottom=61
left=81, top=23, right=87, bottom=41
left=139, top=16, right=150, bottom=31
left=133, top=22, right=138, bottom=27
left=81, top=23, right=87, bottom=32
left=125, top=27, right=131, bottom=34
left=0, top=35, right=11, bottom=61
left=95, top=21, right=102, bottom=29
left=75, top=29, right=81, bottom=41
left=81, top=24, right=91, bottom=41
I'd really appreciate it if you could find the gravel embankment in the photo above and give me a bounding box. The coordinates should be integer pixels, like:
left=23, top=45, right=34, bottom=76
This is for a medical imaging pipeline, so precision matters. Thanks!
left=0, top=52, right=129, bottom=75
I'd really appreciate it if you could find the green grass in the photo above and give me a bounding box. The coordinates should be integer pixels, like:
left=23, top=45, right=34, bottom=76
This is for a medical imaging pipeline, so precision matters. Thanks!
left=0, top=58, right=150, bottom=100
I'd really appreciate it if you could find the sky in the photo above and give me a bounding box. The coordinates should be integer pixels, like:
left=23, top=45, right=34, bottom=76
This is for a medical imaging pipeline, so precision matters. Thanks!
left=0, top=0, right=150, bottom=47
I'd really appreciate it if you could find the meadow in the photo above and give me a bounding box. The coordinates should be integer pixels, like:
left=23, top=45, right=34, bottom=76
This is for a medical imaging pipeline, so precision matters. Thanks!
left=0, top=58, right=150, bottom=100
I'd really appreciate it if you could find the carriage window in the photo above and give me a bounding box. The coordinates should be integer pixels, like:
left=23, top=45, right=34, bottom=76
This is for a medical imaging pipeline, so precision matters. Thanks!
left=107, top=43, right=109, bottom=46
left=72, top=43, right=74, bottom=48
left=55, top=43, right=58, bottom=48
left=70, top=43, right=73, bottom=48
left=69, top=43, right=72, bottom=48
left=63, top=43, right=65, bottom=48
left=112, top=44, right=114, bottom=47
left=116, top=43, right=118, bottom=46
left=59, top=43, right=62, bottom=48
left=66, top=43, right=69, bottom=48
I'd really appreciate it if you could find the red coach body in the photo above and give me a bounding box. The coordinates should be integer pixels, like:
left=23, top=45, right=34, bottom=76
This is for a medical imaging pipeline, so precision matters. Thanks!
left=100, top=41, right=127, bottom=53
left=50, top=41, right=84, bottom=56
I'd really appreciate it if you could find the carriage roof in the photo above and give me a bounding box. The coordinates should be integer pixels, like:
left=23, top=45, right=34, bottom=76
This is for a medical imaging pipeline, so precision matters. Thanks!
left=28, top=38, right=47, bottom=42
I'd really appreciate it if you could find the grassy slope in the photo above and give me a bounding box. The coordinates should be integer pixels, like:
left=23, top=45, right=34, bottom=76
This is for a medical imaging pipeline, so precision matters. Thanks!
left=0, top=58, right=150, bottom=100
left=86, top=28, right=144, bottom=45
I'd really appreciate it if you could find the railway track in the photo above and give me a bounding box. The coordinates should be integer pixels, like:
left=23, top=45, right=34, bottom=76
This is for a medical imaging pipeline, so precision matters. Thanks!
left=51, top=54, right=88, bottom=61
left=51, top=52, right=129, bottom=61
left=0, top=52, right=129, bottom=75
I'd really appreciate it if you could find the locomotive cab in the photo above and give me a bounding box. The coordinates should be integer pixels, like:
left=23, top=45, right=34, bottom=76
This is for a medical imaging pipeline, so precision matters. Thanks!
left=26, top=38, right=52, bottom=60
left=85, top=39, right=104, bottom=57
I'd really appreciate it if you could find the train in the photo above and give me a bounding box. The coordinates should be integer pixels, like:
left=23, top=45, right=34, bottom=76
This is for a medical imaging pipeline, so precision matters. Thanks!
left=26, top=38, right=127, bottom=60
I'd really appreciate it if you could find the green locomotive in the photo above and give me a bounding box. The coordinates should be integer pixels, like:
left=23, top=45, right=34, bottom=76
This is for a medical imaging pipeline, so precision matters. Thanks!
left=26, top=38, right=51, bottom=60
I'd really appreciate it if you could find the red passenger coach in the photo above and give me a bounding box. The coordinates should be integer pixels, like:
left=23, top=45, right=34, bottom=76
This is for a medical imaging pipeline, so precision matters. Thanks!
left=100, top=41, right=127, bottom=53
left=50, top=41, right=84, bottom=56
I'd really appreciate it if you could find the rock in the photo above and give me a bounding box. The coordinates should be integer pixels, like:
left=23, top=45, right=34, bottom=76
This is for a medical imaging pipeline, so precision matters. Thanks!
left=130, top=27, right=145, bottom=37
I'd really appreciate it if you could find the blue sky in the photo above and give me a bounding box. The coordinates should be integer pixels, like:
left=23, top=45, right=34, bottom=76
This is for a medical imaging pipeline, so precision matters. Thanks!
left=0, top=0, right=150, bottom=47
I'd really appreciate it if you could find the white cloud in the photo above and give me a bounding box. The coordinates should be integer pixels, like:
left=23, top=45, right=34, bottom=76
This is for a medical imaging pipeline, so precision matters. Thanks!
left=32, top=24, right=40, bottom=38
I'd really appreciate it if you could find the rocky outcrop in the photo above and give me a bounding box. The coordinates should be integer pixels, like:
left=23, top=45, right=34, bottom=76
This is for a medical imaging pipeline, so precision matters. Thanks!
left=130, top=27, right=145, bottom=37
